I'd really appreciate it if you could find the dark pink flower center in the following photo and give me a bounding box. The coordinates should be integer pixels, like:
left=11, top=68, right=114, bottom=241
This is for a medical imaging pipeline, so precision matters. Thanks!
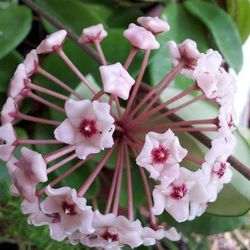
left=151, top=145, right=169, bottom=164
left=61, top=201, right=77, bottom=216
left=101, top=231, right=119, bottom=242
left=78, top=119, right=98, bottom=137
left=170, top=184, right=188, bottom=200
left=212, top=162, right=226, bottom=179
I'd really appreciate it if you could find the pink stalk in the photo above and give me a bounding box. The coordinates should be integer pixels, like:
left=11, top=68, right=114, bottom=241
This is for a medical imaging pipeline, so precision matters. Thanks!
left=78, top=144, right=116, bottom=197
left=129, top=144, right=156, bottom=226
left=171, top=127, right=217, bottom=132
left=94, top=41, right=107, bottom=65
left=139, top=166, right=157, bottom=226
left=16, top=112, right=61, bottom=126
left=122, top=50, right=151, bottom=119
left=133, top=126, right=217, bottom=134
left=140, top=84, right=197, bottom=119
left=129, top=62, right=185, bottom=118
left=131, top=118, right=217, bottom=133
left=44, top=145, right=75, bottom=163
left=145, top=94, right=206, bottom=124
left=57, top=49, right=96, bottom=94
left=17, top=139, right=62, bottom=145
left=105, top=152, right=121, bottom=214
left=28, top=82, right=68, bottom=101
left=47, top=153, right=77, bottom=174
left=112, top=143, right=124, bottom=215
left=185, top=154, right=204, bottom=165
left=114, top=96, right=122, bottom=118
left=28, top=92, right=65, bottom=113
left=37, top=66, right=83, bottom=99
left=124, top=47, right=138, bottom=70
left=124, top=144, right=134, bottom=221
left=91, top=89, right=104, bottom=101
left=128, top=84, right=197, bottom=129
left=36, top=157, right=91, bottom=196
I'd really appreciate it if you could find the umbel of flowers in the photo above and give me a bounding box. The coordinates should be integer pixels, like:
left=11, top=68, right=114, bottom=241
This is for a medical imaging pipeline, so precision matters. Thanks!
left=0, top=16, right=236, bottom=249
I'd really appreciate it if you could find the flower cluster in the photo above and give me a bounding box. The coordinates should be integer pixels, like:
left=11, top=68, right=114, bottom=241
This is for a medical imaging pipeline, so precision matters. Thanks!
left=0, top=16, right=236, bottom=249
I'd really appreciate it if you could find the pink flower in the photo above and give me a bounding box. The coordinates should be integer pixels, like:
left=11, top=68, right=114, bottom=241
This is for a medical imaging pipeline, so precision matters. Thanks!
left=168, top=39, right=201, bottom=78
left=152, top=168, right=209, bottom=222
left=123, top=23, right=160, bottom=50
left=23, top=49, right=39, bottom=76
left=8, top=63, right=28, bottom=99
left=54, top=99, right=115, bottom=159
left=10, top=147, right=47, bottom=202
left=141, top=226, right=180, bottom=246
left=0, top=123, right=16, bottom=161
left=193, top=49, right=236, bottom=99
left=137, top=16, right=170, bottom=34
left=36, top=29, right=67, bottom=54
left=40, top=186, right=94, bottom=235
left=79, top=24, right=107, bottom=44
left=218, top=103, right=236, bottom=137
left=22, top=198, right=67, bottom=241
left=202, top=158, right=232, bottom=202
left=81, top=210, right=143, bottom=249
left=99, top=63, right=135, bottom=100
left=136, top=129, right=187, bottom=185
left=1, top=97, right=17, bottom=124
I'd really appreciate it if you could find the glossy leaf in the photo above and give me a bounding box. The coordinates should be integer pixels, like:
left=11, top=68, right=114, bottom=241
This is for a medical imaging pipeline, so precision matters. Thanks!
left=149, top=3, right=209, bottom=87
left=0, top=51, right=22, bottom=92
left=184, top=0, right=243, bottom=72
left=36, top=0, right=141, bottom=34
left=160, top=212, right=247, bottom=235
left=0, top=5, right=32, bottom=60
left=227, top=0, right=250, bottom=42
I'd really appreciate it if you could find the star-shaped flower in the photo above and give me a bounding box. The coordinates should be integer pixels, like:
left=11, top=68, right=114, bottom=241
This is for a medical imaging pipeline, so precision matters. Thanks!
left=100, top=62, right=135, bottom=100
left=54, top=99, right=115, bottom=159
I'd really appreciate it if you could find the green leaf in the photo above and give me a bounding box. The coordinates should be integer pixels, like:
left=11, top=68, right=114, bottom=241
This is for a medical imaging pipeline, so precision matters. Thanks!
left=160, top=212, right=247, bottom=235
left=227, top=0, right=250, bottom=42
left=184, top=0, right=243, bottom=72
left=0, top=51, right=22, bottom=92
left=161, top=87, right=250, bottom=216
left=36, top=0, right=142, bottom=35
left=0, top=4, right=32, bottom=60
left=149, top=3, right=209, bottom=86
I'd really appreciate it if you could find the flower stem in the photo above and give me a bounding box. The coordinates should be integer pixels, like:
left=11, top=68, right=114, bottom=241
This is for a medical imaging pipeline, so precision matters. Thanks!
left=128, top=84, right=196, bottom=129
left=17, top=139, right=61, bottom=145
left=36, top=158, right=90, bottom=196
left=28, top=82, right=68, bottom=101
left=16, top=112, right=61, bottom=126
left=124, top=47, right=138, bottom=70
left=123, top=50, right=151, bottom=119
left=28, top=92, right=65, bottom=113
left=91, top=89, right=105, bottom=100
left=44, top=145, right=75, bottom=163
left=37, top=67, right=83, bottom=99
left=129, top=62, right=184, bottom=118
left=131, top=118, right=217, bottom=133
left=94, top=41, right=107, bottom=65
left=78, top=144, right=116, bottom=197
left=105, top=152, right=121, bottom=214
left=57, top=49, right=96, bottom=95
left=145, top=94, right=205, bottom=124
left=125, top=144, right=134, bottom=221
left=47, top=153, right=77, bottom=174
left=112, top=143, right=124, bottom=215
